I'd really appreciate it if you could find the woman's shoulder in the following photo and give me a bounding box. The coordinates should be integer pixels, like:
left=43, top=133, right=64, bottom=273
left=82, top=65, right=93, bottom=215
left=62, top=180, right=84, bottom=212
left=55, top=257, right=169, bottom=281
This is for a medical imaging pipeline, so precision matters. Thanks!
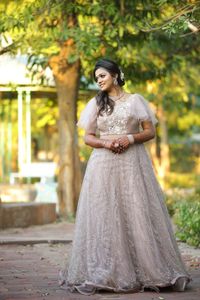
left=127, top=93, right=158, bottom=124
left=127, top=93, right=144, bottom=99
left=84, top=96, right=97, bottom=109
left=125, top=93, right=145, bottom=104
left=87, top=96, right=96, bottom=104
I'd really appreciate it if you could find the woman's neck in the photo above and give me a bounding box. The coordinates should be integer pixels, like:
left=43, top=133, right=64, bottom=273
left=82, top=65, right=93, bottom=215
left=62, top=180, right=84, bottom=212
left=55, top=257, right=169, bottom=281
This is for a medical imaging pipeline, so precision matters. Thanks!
left=108, top=86, right=123, bottom=97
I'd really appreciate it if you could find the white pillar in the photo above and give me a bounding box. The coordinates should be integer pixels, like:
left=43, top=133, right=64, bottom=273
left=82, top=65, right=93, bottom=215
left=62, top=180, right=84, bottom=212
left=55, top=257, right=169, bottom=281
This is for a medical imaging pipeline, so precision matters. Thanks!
left=25, top=90, right=31, bottom=164
left=0, top=113, right=5, bottom=180
left=17, top=90, right=23, bottom=170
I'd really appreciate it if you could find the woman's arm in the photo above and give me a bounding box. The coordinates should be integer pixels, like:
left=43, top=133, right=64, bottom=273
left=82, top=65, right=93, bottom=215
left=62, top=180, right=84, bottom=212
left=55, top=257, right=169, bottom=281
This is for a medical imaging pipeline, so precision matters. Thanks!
left=117, top=121, right=156, bottom=151
left=84, top=120, right=155, bottom=153
left=84, top=133, right=105, bottom=148
left=132, top=120, right=156, bottom=143
left=84, top=133, right=118, bottom=152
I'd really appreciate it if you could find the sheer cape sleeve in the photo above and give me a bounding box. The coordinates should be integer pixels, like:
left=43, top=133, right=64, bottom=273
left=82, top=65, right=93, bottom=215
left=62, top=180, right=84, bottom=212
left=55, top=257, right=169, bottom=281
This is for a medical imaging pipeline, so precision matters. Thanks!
left=131, top=93, right=158, bottom=125
left=77, top=97, right=98, bottom=133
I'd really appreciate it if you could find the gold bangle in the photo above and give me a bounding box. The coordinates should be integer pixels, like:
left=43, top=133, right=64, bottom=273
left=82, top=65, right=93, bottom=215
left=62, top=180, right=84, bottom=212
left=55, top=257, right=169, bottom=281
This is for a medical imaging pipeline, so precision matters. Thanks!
left=103, top=140, right=107, bottom=148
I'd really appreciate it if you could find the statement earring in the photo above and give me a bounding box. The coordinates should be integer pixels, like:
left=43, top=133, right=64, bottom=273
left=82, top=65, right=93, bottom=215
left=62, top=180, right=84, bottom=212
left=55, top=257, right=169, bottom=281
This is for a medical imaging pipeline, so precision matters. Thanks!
left=113, top=78, right=118, bottom=85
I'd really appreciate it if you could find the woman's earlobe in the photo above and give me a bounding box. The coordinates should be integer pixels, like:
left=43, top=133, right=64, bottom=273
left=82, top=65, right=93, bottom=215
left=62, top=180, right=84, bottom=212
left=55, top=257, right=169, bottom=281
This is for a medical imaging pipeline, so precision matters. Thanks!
left=113, top=77, right=118, bottom=85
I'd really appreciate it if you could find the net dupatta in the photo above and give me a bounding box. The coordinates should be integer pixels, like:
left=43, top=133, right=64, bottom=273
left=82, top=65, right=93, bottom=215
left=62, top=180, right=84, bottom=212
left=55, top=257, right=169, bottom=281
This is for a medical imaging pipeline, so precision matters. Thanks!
left=77, top=97, right=98, bottom=133
left=131, top=94, right=158, bottom=126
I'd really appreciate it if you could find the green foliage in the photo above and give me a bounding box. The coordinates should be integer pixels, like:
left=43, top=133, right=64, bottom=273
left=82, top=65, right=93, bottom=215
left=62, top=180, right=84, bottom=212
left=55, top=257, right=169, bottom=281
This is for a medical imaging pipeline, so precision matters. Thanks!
left=165, top=188, right=200, bottom=247
left=1, top=1, right=199, bottom=77
left=165, top=188, right=193, bottom=215
left=174, top=198, right=200, bottom=247
left=1, top=1, right=199, bottom=97
left=165, top=194, right=177, bottom=216
left=170, top=144, right=196, bottom=173
left=162, top=16, right=189, bottom=36
left=31, top=98, right=58, bottom=130
left=165, top=172, right=200, bottom=189
left=143, top=1, right=200, bottom=37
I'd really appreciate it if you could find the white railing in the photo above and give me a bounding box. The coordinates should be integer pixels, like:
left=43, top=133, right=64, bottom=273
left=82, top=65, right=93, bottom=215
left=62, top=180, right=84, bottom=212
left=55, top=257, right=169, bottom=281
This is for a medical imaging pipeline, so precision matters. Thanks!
left=9, top=162, right=57, bottom=184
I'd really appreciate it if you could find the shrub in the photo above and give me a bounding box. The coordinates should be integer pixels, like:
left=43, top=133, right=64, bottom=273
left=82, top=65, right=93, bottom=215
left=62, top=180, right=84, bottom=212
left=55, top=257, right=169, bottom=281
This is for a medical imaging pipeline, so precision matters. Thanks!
left=173, top=200, right=200, bottom=247
left=164, top=189, right=194, bottom=216
left=165, top=194, right=178, bottom=216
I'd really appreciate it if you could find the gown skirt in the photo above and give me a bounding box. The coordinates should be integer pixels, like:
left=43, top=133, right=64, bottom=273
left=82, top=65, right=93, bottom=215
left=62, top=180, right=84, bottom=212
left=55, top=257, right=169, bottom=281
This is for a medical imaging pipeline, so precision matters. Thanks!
left=59, top=143, right=190, bottom=295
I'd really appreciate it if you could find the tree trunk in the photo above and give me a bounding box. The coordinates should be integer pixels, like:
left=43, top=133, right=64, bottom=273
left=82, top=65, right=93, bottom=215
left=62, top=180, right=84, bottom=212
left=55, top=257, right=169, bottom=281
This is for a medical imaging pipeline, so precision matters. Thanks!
left=49, top=40, right=81, bottom=217
left=149, top=104, right=170, bottom=188
left=158, top=105, right=170, bottom=176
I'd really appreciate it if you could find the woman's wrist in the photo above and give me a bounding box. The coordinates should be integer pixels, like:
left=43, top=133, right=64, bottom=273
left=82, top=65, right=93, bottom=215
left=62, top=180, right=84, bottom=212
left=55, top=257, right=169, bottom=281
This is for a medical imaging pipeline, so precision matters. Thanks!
left=102, top=140, right=107, bottom=148
left=127, top=134, right=135, bottom=144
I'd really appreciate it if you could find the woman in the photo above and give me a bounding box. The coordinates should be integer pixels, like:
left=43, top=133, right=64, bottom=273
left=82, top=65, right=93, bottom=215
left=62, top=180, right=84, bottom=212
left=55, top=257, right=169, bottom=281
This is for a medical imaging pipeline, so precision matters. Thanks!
left=59, top=58, right=190, bottom=295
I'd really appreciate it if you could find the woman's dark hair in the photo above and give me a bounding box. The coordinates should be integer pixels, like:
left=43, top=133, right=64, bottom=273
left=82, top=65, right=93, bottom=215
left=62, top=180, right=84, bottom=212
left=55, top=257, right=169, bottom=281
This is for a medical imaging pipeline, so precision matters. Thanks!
left=93, top=58, right=125, bottom=116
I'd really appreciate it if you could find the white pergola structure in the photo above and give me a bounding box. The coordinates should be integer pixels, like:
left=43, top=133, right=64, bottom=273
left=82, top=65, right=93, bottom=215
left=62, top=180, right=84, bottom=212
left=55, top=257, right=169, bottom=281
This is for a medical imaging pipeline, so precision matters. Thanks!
left=0, top=85, right=58, bottom=183
left=0, top=54, right=57, bottom=180
left=0, top=85, right=56, bottom=169
left=0, top=55, right=95, bottom=182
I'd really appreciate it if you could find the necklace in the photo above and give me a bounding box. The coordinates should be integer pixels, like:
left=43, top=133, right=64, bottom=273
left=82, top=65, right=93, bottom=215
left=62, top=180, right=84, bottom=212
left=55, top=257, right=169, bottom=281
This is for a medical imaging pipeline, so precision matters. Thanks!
left=109, top=91, right=126, bottom=101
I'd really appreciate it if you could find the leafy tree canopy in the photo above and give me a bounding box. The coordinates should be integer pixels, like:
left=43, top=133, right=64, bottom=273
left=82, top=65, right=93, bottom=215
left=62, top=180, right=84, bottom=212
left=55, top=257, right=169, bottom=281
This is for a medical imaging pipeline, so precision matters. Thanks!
left=1, top=1, right=200, bottom=136
left=0, top=0, right=199, bottom=82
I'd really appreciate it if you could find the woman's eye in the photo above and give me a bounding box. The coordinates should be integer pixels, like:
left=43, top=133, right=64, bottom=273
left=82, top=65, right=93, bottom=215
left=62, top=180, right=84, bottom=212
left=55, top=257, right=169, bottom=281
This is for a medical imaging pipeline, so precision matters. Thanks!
left=95, top=74, right=106, bottom=81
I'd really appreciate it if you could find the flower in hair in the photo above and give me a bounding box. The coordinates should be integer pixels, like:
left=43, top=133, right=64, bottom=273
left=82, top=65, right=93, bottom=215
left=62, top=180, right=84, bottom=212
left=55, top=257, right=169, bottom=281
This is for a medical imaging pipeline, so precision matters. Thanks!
left=119, top=68, right=125, bottom=81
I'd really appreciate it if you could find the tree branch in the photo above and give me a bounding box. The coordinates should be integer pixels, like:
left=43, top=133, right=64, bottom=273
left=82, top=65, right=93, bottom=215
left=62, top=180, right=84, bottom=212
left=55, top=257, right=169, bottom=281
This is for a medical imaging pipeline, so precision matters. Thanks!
left=140, top=3, right=200, bottom=35
left=0, top=42, right=18, bottom=56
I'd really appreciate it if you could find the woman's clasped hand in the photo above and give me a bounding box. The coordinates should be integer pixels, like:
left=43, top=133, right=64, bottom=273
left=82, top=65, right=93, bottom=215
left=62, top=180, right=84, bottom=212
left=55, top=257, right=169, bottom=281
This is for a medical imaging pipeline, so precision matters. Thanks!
left=104, top=136, right=130, bottom=154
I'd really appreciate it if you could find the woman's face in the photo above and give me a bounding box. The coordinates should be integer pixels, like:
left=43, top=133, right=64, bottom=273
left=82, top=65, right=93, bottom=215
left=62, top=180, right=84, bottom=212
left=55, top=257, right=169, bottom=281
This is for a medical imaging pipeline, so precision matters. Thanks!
left=95, top=68, right=116, bottom=92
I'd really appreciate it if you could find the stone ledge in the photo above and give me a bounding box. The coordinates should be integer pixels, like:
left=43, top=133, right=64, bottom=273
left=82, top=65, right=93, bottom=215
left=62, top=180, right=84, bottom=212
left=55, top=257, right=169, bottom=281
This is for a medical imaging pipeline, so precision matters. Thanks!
left=0, top=238, right=72, bottom=245
left=0, top=184, right=37, bottom=202
left=0, top=202, right=56, bottom=229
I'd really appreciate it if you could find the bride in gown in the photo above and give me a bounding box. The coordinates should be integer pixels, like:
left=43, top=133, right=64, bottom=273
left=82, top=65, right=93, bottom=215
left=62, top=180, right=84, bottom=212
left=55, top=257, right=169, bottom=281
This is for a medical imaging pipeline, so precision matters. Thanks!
left=59, top=58, right=190, bottom=295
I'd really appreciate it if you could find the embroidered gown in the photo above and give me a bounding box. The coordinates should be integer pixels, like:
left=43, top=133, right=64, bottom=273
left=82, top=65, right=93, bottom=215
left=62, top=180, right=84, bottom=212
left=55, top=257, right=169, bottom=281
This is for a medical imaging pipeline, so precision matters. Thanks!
left=59, top=93, right=190, bottom=295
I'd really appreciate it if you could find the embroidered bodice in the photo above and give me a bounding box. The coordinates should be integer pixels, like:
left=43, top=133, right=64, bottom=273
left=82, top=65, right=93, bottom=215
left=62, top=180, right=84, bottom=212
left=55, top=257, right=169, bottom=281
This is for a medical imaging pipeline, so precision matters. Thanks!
left=97, top=96, right=139, bottom=135
left=77, top=93, right=157, bottom=135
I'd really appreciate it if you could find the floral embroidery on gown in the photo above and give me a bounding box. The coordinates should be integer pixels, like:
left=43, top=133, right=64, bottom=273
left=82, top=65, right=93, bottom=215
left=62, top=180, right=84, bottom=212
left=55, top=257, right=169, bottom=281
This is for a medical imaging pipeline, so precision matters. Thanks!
left=59, top=93, right=190, bottom=295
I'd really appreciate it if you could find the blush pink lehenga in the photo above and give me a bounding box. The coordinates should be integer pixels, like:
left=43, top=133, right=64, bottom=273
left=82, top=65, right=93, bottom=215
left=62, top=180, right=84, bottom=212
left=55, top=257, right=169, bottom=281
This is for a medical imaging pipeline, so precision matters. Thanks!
left=59, top=93, right=190, bottom=295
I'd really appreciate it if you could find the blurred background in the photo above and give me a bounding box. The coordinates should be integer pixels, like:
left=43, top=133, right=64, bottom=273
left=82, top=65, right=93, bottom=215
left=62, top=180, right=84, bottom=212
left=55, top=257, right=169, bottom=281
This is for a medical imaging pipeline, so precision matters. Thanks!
left=0, top=0, right=199, bottom=247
